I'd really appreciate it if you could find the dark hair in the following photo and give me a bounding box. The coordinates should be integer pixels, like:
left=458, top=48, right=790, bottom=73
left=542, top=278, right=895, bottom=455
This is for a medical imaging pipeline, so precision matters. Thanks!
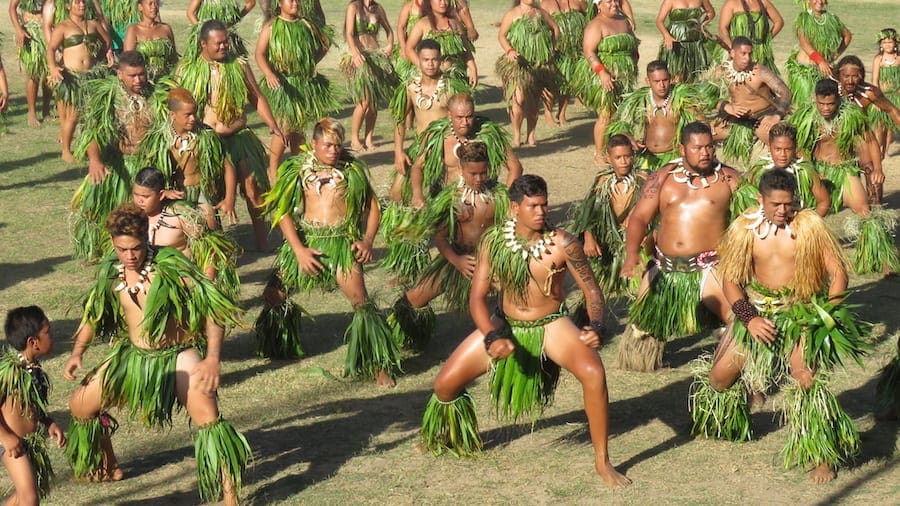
left=607, top=134, right=633, bottom=152
left=509, top=174, right=547, bottom=203
left=646, top=60, right=669, bottom=75
left=118, top=50, right=146, bottom=69
left=815, top=78, right=839, bottom=98
left=4, top=306, right=48, bottom=351
left=416, top=38, right=442, bottom=56
left=423, top=0, right=456, bottom=27
left=731, top=36, right=753, bottom=49
left=106, top=203, right=149, bottom=240
left=458, top=141, right=488, bottom=164
left=758, top=168, right=797, bottom=197
left=680, top=121, right=712, bottom=145
left=768, top=122, right=797, bottom=144
left=836, top=55, right=866, bottom=76
left=200, top=20, right=228, bottom=42
left=134, top=167, right=166, bottom=192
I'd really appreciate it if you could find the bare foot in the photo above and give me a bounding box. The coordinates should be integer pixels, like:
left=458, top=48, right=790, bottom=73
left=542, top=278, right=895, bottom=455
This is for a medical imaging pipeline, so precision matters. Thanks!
left=364, top=136, right=376, bottom=151
left=413, top=442, right=428, bottom=454
left=543, top=115, right=558, bottom=127
left=27, top=114, right=41, bottom=127
left=526, top=133, right=537, bottom=147
left=351, top=140, right=365, bottom=151
left=62, top=151, right=76, bottom=163
left=809, top=463, right=836, bottom=484
left=511, top=138, right=521, bottom=148
left=558, top=117, right=568, bottom=126
left=595, top=458, right=632, bottom=488
left=375, top=370, right=396, bottom=388
left=79, top=466, right=124, bottom=482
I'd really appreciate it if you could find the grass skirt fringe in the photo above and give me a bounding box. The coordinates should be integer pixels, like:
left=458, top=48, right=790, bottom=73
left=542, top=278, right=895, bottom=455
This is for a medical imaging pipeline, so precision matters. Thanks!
left=495, top=56, right=555, bottom=106
left=875, top=336, right=900, bottom=415
left=780, top=375, right=860, bottom=470
left=615, top=324, right=666, bottom=372
left=274, top=224, right=354, bottom=293
left=194, top=418, right=251, bottom=503
left=815, top=159, right=860, bottom=213
left=721, top=121, right=758, bottom=167
left=570, top=33, right=639, bottom=111
left=844, top=207, right=900, bottom=275
left=65, top=413, right=118, bottom=478
left=420, top=392, right=482, bottom=456
left=340, top=51, right=399, bottom=107
left=629, top=269, right=708, bottom=339
left=418, top=254, right=472, bottom=313
left=221, top=128, right=269, bottom=192
left=490, top=312, right=564, bottom=422
left=387, top=295, right=436, bottom=350
left=18, top=20, right=48, bottom=81
left=260, top=73, right=339, bottom=133
left=22, top=433, right=54, bottom=499
left=343, top=301, right=402, bottom=379
left=191, top=229, right=242, bottom=301
left=254, top=299, right=305, bottom=359
left=52, top=65, right=108, bottom=109
left=634, top=149, right=679, bottom=173
left=379, top=201, right=432, bottom=285
left=99, top=341, right=186, bottom=428
left=688, top=354, right=752, bottom=441
left=658, top=8, right=712, bottom=83
left=786, top=52, right=826, bottom=108
left=732, top=318, right=788, bottom=393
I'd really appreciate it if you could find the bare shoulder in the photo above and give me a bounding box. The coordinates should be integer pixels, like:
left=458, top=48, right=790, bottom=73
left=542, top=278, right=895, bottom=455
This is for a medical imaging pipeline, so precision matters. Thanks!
left=557, top=229, right=579, bottom=249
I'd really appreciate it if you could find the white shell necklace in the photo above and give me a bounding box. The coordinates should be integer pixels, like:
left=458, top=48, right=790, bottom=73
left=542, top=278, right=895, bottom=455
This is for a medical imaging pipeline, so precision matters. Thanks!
left=457, top=175, right=493, bottom=207
left=669, top=158, right=723, bottom=189
left=742, top=205, right=793, bottom=239
left=503, top=217, right=554, bottom=260
left=414, top=75, right=446, bottom=110
left=114, top=250, right=155, bottom=295
left=649, top=87, right=671, bottom=116
left=723, top=59, right=753, bottom=85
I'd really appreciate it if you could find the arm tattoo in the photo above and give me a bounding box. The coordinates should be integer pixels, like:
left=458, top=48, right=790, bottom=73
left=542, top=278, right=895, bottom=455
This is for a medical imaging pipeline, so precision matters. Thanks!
left=760, top=66, right=791, bottom=111
left=640, top=171, right=662, bottom=200
left=564, top=237, right=606, bottom=321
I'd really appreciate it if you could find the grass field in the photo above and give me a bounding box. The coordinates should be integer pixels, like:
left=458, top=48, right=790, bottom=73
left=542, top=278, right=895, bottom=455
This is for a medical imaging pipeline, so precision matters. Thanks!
left=0, top=0, right=898, bottom=504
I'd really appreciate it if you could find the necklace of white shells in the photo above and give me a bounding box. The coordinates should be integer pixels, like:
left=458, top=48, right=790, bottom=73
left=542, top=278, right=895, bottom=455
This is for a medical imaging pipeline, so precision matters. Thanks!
left=723, top=59, right=753, bottom=85
left=414, top=75, right=446, bottom=110
left=742, top=205, right=794, bottom=239
left=668, top=158, right=723, bottom=189
left=649, top=87, right=671, bottom=116
left=115, top=248, right=156, bottom=296
left=301, top=157, right=346, bottom=195
left=502, top=217, right=565, bottom=296
left=457, top=175, right=493, bottom=207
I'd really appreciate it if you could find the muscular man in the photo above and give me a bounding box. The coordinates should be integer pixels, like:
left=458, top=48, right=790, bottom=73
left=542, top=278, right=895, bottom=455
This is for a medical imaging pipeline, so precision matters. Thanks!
left=690, top=169, right=867, bottom=484
left=790, top=79, right=899, bottom=275
left=388, top=142, right=509, bottom=349
left=618, top=122, right=739, bottom=372
left=607, top=60, right=705, bottom=171
left=63, top=204, right=248, bottom=505
left=177, top=20, right=285, bottom=251
left=835, top=55, right=900, bottom=204
left=256, top=118, right=400, bottom=387
left=70, top=50, right=154, bottom=262
left=730, top=122, right=830, bottom=218
left=419, top=175, right=631, bottom=488
left=709, top=37, right=791, bottom=166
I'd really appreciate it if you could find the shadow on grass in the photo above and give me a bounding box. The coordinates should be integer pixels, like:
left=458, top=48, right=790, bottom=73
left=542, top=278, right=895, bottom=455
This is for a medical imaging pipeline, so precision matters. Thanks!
left=0, top=154, right=74, bottom=181
left=245, top=388, right=429, bottom=503
left=0, top=255, right=71, bottom=291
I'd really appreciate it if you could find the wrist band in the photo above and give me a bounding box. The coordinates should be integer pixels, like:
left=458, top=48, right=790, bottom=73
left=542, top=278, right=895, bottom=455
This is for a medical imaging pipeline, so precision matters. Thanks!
left=718, top=101, right=729, bottom=117
left=589, top=320, right=606, bottom=337
left=592, top=62, right=606, bottom=75
left=731, top=298, right=759, bottom=327
left=809, top=51, right=825, bottom=65
left=39, top=413, right=54, bottom=427
left=483, top=329, right=501, bottom=351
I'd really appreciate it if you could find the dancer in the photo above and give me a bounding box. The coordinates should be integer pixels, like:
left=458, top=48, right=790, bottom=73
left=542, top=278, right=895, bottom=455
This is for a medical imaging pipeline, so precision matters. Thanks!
left=707, top=36, right=791, bottom=166
left=872, top=29, right=899, bottom=158
left=342, top=0, right=397, bottom=151
left=606, top=60, right=705, bottom=171
left=730, top=121, right=830, bottom=218
left=387, top=142, right=509, bottom=349
left=186, top=0, right=255, bottom=58
left=10, top=0, right=53, bottom=125
left=791, top=79, right=899, bottom=275
left=617, top=122, right=738, bottom=372
left=256, top=0, right=339, bottom=180
left=655, top=0, right=715, bottom=83
left=45, top=0, right=112, bottom=163
left=690, top=169, right=868, bottom=484
left=0, top=307, right=66, bottom=503
left=571, top=0, right=638, bottom=160
left=70, top=50, right=154, bottom=262
left=496, top=0, right=559, bottom=147
left=256, top=118, right=401, bottom=385
left=404, top=0, right=477, bottom=87
left=716, top=0, right=783, bottom=73
left=786, top=0, right=851, bottom=106
left=540, top=0, right=588, bottom=126
left=177, top=20, right=285, bottom=251
left=123, top=0, right=177, bottom=81
left=419, top=174, right=631, bottom=488
left=63, top=204, right=248, bottom=504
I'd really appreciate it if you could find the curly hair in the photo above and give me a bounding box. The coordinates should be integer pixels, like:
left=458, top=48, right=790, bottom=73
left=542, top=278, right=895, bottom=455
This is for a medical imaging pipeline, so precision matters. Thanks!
left=106, top=203, right=149, bottom=240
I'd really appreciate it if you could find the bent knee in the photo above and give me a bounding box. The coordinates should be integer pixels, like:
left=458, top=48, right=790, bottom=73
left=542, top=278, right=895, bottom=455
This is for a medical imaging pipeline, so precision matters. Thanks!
left=433, top=374, right=461, bottom=402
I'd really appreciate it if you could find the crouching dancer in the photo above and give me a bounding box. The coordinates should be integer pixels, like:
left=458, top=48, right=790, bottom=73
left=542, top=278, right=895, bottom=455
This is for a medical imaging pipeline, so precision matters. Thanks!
left=63, top=204, right=249, bottom=505
left=689, top=169, right=868, bottom=483
left=419, top=175, right=631, bottom=488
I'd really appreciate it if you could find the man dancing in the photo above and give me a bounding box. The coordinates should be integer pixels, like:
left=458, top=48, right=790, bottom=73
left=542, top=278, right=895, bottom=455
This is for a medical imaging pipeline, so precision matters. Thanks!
left=690, top=169, right=868, bottom=484
left=63, top=204, right=248, bottom=505
left=419, top=175, right=631, bottom=488
left=618, top=122, right=739, bottom=372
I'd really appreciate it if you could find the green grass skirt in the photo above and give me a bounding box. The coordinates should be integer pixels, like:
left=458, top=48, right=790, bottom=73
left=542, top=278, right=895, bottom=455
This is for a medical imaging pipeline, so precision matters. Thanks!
left=420, top=392, right=482, bottom=457
left=343, top=301, right=402, bottom=380
left=22, top=432, right=54, bottom=499
left=629, top=268, right=711, bottom=339
left=844, top=208, right=900, bottom=275
left=634, top=149, right=679, bottom=173
left=816, top=159, right=861, bottom=213
left=490, top=310, right=565, bottom=422
left=260, top=73, right=339, bottom=133
left=254, top=299, right=305, bottom=359
left=721, top=120, right=758, bottom=167
left=274, top=223, right=355, bottom=293
left=221, top=128, right=269, bottom=193
left=786, top=52, right=828, bottom=109
left=379, top=201, right=432, bottom=286
left=18, top=20, right=48, bottom=81
left=688, top=354, right=752, bottom=441
left=875, top=336, right=900, bottom=414
left=340, top=51, right=399, bottom=107
left=387, top=295, right=436, bottom=351
left=194, top=418, right=251, bottom=503
left=780, top=375, right=860, bottom=470
left=65, top=413, right=119, bottom=478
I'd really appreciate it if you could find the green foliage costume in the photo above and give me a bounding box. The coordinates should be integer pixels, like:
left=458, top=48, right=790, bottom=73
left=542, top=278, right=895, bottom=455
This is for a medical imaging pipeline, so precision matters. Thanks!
left=729, top=157, right=819, bottom=219
left=135, top=38, right=177, bottom=81
left=388, top=180, right=509, bottom=349
left=727, top=8, right=777, bottom=73
left=99, top=0, right=139, bottom=50
left=257, top=149, right=402, bottom=378
left=260, top=15, right=339, bottom=134
left=786, top=8, right=847, bottom=105
left=552, top=9, right=587, bottom=95
left=875, top=336, right=900, bottom=417
left=15, top=0, right=48, bottom=81
left=185, top=0, right=249, bottom=59
left=66, top=246, right=248, bottom=502
left=495, top=14, right=556, bottom=107
left=657, top=8, right=713, bottom=83
left=570, top=33, right=638, bottom=112
left=872, top=61, right=900, bottom=133
left=70, top=75, right=156, bottom=262
left=0, top=350, right=56, bottom=499
left=340, top=21, right=399, bottom=107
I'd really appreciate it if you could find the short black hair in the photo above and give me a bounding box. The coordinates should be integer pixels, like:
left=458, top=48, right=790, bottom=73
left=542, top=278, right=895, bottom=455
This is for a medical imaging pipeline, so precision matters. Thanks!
left=606, top=134, right=633, bottom=152
left=416, top=38, right=441, bottom=56
left=758, top=169, right=797, bottom=197
left=458, top=142, right=488, bottom=164
left=815, top=78, right=839, bottom=98
left=731, top=36, right=753, bottom=49
left=134, top=167, right=166, bottom=192
left=200, top=20, right=228, bottom=42
left=118, top=50, right=146, bottom=69
left=4, top=306, right=47, bottom=351
left=646, top=60, right=669, bottom=75
left=509, top=174, right=547, bottom=203
left=680, top=121, right=712, bottom=145
left=836, top=55, right=865, bottom=74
